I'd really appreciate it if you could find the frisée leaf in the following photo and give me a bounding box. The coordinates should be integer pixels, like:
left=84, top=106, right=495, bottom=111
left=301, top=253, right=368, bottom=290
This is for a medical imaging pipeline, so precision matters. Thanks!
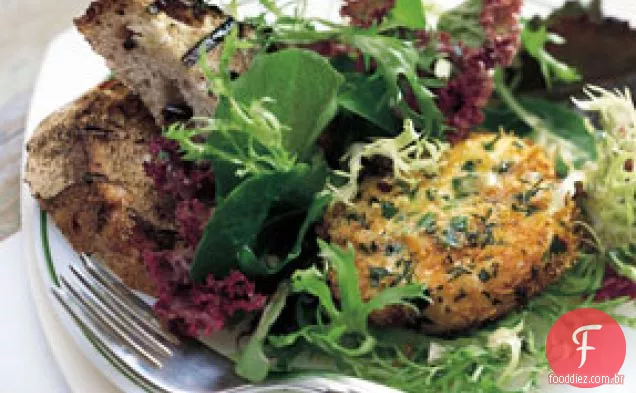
left=344, top=33, right=444, bottom=136
left=267, top=240, right=429, bottom=357
left=573, top=86, right=636, bottom=281
left=330, top=119, right=447, bottom=203
left=255, top=20, right=446, bottom=136
left=240, top=241, right=636, bottom=392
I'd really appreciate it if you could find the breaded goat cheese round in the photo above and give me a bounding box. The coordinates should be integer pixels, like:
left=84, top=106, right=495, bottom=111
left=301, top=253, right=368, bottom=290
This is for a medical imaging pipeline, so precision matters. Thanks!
left=323, top=133, right=580, bottom=334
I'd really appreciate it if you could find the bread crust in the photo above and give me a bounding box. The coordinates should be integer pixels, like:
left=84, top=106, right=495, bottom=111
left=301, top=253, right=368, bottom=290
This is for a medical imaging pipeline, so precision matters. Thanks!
left=75, top=0, right=255, bottom=124
left=26, top=80, right=175, bottom=295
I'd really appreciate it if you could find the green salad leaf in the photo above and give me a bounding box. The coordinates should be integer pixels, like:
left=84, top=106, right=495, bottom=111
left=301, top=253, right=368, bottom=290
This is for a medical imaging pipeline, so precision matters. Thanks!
left=521, top=23, right=581, bottom=88
left=162, top=7, right=636, bottom=393
left=167, top=37, right=341, bottom=281
left=380, top=0, right=427, bottom=30
left=191, top=162, right=328, bottom=281
left=254, top=19, right=445, bottom=136
left=608, top=247, right=636, bottom=282
left=334, top=37, right=443, bottom=135
left=486, top=69, right=596, bottom=167
left=330, top=119, right=447, bottom=203
left=547, top=253, right=606, bottom=296
left=572, top=86, right=636, bottom=279
left=437, top=0, right=485, bottom=48
left=236, top=282, right=289, bottom=381
left=228, top=48, right=344, bottom=159
left=243, top=243, right=635, bottom=392
left=344, top=33, right=444, bottom=136
left=337, top=73, right=402, bottom=133
left=236, top=189, right=331, bottom=276
left=166, top=123, right=295, bottom=200
left=268, top=240, right=429, bottom=354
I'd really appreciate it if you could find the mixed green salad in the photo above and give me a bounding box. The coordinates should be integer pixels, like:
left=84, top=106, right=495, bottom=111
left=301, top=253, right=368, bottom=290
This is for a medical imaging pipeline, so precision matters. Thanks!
left=140, top=1, right=636, bottom=392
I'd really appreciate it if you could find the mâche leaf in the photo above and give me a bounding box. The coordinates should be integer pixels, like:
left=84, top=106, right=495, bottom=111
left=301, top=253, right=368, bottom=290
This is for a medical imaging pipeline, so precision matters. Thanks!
left=191, top=171, right=296, bottom=280
left=191, top=162, right=328, bottom=281
left=337, top=73, right=401, bottom=133
left=237, top=190, right=331, bottom=276
left=229, top=48, right=344, bottom=159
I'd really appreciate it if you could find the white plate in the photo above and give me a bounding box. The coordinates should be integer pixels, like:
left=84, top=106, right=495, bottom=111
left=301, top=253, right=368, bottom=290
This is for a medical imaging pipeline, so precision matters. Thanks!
left=20, top=5, right=636, bottom=393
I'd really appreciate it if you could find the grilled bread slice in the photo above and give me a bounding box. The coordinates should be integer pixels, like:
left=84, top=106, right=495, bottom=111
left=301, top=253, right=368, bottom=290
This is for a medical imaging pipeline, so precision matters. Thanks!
left=75, top=0, right=255, bottom=124
left=25, top=80, right=176, bottom=295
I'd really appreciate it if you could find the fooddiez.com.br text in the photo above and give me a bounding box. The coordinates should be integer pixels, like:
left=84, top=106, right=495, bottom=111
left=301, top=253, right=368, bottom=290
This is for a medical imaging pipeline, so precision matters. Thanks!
left=547, top=373, right=625, bottom=386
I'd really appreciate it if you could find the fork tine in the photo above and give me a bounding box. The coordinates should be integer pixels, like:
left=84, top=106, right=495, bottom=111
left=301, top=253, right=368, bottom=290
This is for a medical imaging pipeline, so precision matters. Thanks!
left=80, top=253, right=180, bottom=345
left=69, top=264, right=174, bottom=357
left=80, top=254, right=154, bottom=315
left=51, top=287, right=162, bottom=392
left=58, top=275, right=164, bottom=368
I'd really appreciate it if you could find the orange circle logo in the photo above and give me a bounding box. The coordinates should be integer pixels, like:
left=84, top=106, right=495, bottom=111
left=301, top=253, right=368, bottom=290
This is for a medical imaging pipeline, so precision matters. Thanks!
left=546, top=308, right=626, bottom=388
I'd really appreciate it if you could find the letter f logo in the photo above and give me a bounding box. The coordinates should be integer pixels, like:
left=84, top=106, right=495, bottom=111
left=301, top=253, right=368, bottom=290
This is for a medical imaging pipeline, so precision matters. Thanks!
left=572, top=324, right=602, bottom=368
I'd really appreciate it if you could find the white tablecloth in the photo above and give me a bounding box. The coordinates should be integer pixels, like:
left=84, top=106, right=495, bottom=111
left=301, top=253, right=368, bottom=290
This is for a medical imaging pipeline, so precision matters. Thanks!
left=0, top=232, right=69, bottom=392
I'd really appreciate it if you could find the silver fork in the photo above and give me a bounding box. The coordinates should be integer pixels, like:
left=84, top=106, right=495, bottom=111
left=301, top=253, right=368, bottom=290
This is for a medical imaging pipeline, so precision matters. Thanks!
left=51, top=254, right=402, bottom=393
